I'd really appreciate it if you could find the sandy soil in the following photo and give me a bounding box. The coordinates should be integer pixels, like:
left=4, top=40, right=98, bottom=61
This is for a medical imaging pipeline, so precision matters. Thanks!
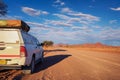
left=22, top=47, right=120, bottom=80
left=0, top=47, right=120, bottom=80
left=0, top=70, right=22, bottom=80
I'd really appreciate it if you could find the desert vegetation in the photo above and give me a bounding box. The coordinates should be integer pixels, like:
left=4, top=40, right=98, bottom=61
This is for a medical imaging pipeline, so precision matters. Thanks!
left=42, top=40, right=54, bottom=47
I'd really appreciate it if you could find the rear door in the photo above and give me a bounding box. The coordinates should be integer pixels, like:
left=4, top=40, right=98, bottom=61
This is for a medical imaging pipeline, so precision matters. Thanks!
left=0, top=29, right=20, bottom=59
left=33, top=39, right=41, bottom=61
left=35, top=40, right=43, bottom=60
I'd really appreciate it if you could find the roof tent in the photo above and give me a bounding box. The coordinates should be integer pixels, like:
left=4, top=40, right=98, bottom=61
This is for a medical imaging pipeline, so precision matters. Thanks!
left=0, top=20, right=30, bottom=32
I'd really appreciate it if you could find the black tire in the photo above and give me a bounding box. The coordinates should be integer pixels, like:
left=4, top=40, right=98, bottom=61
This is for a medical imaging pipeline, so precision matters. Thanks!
left=22, top=57, right=35, bottom=74
left=40, top=52, right=44, bottom=63
left=30, top=57, right=35, bottom=73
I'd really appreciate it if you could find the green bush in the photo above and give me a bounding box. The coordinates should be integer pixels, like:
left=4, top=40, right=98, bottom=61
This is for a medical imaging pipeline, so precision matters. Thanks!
left=43, top=40, right=54, bottom=47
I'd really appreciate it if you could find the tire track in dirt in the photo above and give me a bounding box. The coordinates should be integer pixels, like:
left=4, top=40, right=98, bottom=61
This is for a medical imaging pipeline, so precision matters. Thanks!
left=0, top=70, right=23, bottom=80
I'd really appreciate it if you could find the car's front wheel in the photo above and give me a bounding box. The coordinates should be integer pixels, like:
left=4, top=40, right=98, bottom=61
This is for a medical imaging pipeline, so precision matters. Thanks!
left=30, top=57, right=35, bottom=73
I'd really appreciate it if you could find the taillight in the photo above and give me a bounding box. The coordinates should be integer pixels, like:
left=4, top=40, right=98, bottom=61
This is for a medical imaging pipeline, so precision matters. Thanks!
left=20, top=46, right=27, bottom=57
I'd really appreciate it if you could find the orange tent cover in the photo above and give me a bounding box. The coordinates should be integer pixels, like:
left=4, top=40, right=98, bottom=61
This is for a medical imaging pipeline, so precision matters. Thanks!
left=0, top=20, right=30, bottom=32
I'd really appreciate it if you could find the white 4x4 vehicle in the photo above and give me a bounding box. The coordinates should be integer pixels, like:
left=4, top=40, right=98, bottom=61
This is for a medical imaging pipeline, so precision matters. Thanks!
left=0, top=20, right=44, bottom=74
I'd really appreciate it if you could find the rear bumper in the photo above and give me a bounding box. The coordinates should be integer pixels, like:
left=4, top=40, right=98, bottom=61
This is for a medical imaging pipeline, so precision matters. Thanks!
left=0, top=65, right=22, bottom=69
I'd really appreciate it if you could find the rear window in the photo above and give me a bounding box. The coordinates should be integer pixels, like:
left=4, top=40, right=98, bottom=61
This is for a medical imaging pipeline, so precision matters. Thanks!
left=0, top=29, right=20, bottom=44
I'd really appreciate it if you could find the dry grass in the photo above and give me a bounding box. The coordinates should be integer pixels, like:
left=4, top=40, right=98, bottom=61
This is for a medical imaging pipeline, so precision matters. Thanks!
left=69, top=47, right=120, bottom=54
left=43, top=44, right=120, bottom=54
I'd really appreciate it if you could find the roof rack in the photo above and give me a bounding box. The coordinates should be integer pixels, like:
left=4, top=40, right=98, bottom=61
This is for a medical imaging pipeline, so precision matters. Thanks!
left=0, top=20, right=30, bottom=32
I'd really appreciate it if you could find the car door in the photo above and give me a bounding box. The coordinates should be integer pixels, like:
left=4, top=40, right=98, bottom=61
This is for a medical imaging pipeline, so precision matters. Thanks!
left=21, top=32, right=33, bottom=65
left=36, top=40, right=43, bottom=59
left=32, top=38, right=41, bottom=61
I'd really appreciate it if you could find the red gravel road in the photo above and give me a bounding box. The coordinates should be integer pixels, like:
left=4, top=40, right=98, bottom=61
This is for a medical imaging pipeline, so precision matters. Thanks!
left=0, top=48, right=120, bottom=80
left=0, top=70, right=22, bottom=80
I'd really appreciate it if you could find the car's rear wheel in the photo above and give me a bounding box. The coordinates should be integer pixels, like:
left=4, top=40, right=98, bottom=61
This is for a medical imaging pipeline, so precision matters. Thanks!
left=30, top=57, right=35, bottom=73
left=22, top=56, right=35, bottom=74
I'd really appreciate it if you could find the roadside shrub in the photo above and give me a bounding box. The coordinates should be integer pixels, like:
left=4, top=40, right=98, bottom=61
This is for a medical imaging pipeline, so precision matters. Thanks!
left=43, top=40, right=54, bottom=47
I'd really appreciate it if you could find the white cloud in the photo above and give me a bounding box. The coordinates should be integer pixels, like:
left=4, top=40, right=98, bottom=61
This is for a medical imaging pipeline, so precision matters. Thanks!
left=28, top=21, right=120, bottom=45
left=20, top=5, right=119, bottom=45
left=54, top=14, right=88, bottom=24
left=68, top=12, right=100, bottom=22
left=55, top=0, right=61, bottom=3
left=109, top=20, right=117, bottom=24
left=45, top=20, right=72, bottom=27
left=22, top=7, right=49, bottom=16
left=91, top=25, right=101, bottom=29
left=94, top=28, right=120, bottom=45
left=61, top=7, right=73, bottom=13
left=67, top=18, right=88, bottom=24
left=61, top=2, right=65, bottom=6
left=22, top=7, right=40, bottom=16
left=27, top=21, right=63, bottom=32
left=111, top=7, right=120, bottom=11
left=26, top=21, right=93, bottom=43
left=54, top=0, right=65, bottom=6
left=41, top=11, right=49, bottom=15
left=26, top=21, right=57, bottom=31
left=0, top=15, right=23, bottom=19
left=26, top=22, right=81, bottom=43
left=53, top=12, right=99, bottom=25
left=53, top=14, right=70, bottom=20
left=71, top=26, right=93, bottom=32
left=61, top=7, right=100, bottom=22
left=27, top=22, right=46, bottom=28
left=38, top=29, right=91, bottom=44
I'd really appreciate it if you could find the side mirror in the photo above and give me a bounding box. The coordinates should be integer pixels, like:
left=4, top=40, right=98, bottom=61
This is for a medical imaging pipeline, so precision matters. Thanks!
left=37, top=43, right=44, bottom=46
left=40, top=43, right=44, bottom=46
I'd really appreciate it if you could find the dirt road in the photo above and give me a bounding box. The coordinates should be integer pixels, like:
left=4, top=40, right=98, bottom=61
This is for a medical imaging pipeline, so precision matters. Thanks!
left=0, top=47, right=120, bottom=80
left=21, top=48, right=120, bottom=80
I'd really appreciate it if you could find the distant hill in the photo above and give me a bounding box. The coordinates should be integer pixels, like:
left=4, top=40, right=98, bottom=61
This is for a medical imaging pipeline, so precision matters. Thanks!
left=79, top=42, right=108, bottom=48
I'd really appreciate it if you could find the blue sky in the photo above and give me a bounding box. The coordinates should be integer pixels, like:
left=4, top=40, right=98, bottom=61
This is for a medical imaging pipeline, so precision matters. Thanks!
left=1, top=0, right=120, bottom=46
